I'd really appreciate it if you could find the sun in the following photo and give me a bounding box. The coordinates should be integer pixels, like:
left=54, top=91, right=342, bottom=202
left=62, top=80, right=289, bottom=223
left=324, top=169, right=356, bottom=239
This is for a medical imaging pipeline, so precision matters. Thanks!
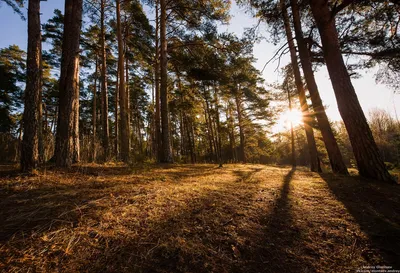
left=274, top=109, right=303, bottom=132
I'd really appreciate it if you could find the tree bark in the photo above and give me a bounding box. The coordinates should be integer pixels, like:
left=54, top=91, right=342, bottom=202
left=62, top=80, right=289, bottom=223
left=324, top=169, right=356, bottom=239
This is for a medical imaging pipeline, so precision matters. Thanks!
left=154, top=0, right=162, bottom=162
left=100, top=0, right=109, bottom=161
left=72, top=73, right=80, bottom=163
left=92, top=56, right=98, bottom=162
left=115, top=62, right=119, bottom=159
left=204, top=103, right=214, bottom=159
left=213, top=83, right=223, bottom=167
left=280, top=0, right=319, bottom=172
left=291, top=0, right=348, bottom=175
left=160, top=0, right=173, bottom=163
left=21, top=0, right=41, bottom=172
left=286, top=83, right=296, bottom=167
left=235, top=90, right=246, bottom=163
left=227, top=101, right=237, bottom=162
left=309, top=0, right=395, bottom=183
left=117, top=0, right=130, bottom=163
left=55, top=0, right=83, bottom=168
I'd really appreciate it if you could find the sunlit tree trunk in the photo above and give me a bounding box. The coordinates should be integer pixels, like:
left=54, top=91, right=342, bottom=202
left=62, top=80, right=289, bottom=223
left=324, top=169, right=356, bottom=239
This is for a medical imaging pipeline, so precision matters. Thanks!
left=115, top=63, right=119, bottom=159
left=38, top=41, right=44, bottom=164
left=72, top=74, right=80, bottom=163
left=213, top=83, right=223, bottom=167
left=291, top=0, right=348, bottom=175
left=286, top=83, right=296, bottom=167
left=160, top=0, right=173, bottom=162
left=227, top=101, right=237, bottom=162
left=117, top=0, right=130, bottom=163
left=203, top=103, right=214, bottom=158
left=205, top=93, right=217, bottom=161
left=235, top=89, right=246, bottom=163
left=280, top=0, right=319, bottom=171
left=309, top=0, right=395, bottom=182
left=100, top=0, right=109, bottom=161
left=154, top=0, right=162, bottom=162
left=92, top=56, right=98, bottom=162
left=21, top=0, right=41, bottom=172
left=55, top=0, right=83, bottom=168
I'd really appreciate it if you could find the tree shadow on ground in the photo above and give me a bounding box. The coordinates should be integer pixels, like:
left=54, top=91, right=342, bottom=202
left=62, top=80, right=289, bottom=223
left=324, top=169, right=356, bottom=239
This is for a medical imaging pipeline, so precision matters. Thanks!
left=248, top=167, right=316, bottom=273
left=75, top=167, right=317, bottom=273
left=0, top=166, right=266, bottom=272
left=1, top=166, right=319, bottom=273
left=320, top=173, right=400, bottom=269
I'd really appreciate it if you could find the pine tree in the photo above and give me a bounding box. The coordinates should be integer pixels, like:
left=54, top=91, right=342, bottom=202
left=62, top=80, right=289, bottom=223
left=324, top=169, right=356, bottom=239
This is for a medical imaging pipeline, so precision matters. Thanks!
left=55, top=0, right=83, bottom=168
left=21, top=0, right=41, bottom=172
left=309, top=0, right=395, bottom=183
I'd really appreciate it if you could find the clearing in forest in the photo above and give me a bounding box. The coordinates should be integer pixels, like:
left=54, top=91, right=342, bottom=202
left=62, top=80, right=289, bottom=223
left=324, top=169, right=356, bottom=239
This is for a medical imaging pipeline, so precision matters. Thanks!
left=0, top=164, right=399, bottom=272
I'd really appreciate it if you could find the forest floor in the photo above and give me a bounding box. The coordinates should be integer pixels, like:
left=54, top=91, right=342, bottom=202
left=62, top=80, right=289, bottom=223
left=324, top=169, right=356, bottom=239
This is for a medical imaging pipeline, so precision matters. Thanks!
left=0, top=163, right=399, bottom=273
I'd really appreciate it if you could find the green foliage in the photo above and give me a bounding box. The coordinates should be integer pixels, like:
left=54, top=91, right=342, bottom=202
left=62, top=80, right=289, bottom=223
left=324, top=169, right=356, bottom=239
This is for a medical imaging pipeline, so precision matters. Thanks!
left=0, top=45, right=25, bottom=133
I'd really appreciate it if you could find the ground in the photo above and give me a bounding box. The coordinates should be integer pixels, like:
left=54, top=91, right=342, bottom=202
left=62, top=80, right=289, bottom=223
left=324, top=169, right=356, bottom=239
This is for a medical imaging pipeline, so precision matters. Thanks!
left=0, top=164, right=399, bottom=273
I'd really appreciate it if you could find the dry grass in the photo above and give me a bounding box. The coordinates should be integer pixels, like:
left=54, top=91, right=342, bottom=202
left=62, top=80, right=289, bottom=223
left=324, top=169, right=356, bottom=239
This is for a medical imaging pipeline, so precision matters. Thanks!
left=0, top=163, right=399, bottom=272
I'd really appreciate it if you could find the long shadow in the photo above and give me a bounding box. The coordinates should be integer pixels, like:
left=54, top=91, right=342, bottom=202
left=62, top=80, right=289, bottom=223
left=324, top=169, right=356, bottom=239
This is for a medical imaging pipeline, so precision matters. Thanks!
left=74, top=167, right=267, bottom=273
left=320, top=173, right=400, bottom=268
left=0, top=166, right=264, bottom=272
left=1, top=166, right=320, bottom=272
left=244, top=167, right=316, bottom=273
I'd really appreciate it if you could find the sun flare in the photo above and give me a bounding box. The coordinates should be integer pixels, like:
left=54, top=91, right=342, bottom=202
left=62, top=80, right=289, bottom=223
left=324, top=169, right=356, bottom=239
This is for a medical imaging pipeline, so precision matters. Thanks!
left=277, top=109, right=303, bottom=130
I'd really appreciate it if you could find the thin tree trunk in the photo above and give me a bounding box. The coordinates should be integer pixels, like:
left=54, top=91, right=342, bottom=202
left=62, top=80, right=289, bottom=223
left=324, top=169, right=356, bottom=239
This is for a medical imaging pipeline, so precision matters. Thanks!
left=205, top=93, right=217, bottom=161
left=115, top=62, right=119, bottom=159
left=235, top=90, right=246, bottom=163
left=160, top=0, right=173, bottom=163
left=21, top=0, right=41, bottom=172
left=100, top=0, right=109, bottom=161
left=155, top=0, right=162, bottom=162
left=38, top=41, right=44, bottom=164
left=92, top=56, right=98, bottom=162
left=309, top=0, right=395, bottom=182
left=203, top=104, right=214, bottom=158
left=72, top=73, right=80, bottom=163
left=117, top=0, right=130, bottom=162
left=227, top=102, right=237, bottom=162
left=126, top=57, right=130, bottom=146
left=213, top=82, right=223, bottom=167
left=286, top=84, right=296, bottom=167
left=280, top=0, right=319, bottom=171
left=291, top=0, right=348, bottom=175
left=55, top=0, right=83, bottom=168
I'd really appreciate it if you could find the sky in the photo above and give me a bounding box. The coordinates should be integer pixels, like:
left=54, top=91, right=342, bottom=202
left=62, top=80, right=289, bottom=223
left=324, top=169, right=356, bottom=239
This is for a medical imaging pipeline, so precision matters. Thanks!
left=0, top=0, right=399, bottom=125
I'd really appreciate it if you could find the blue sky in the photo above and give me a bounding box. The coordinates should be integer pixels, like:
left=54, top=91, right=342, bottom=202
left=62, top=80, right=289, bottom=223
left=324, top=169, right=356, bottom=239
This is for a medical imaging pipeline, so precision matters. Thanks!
left=0, top=0, right=398, bottom=126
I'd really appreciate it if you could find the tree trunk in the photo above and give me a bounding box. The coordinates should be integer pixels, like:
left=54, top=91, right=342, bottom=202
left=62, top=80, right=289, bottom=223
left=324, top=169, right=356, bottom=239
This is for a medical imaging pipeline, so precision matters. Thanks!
left=154, top=0, right=162, bottom=162
left=21, top=0, right=41, bottom=172
left=280, top=0, right=319, bottom=172
left=227, top=102, right=237, bottom=162
left=205, top=93, right=217, bottom=161
left=160, top=0, right=173, bottom=163
left=117, top=0, right=130, bottom=163
left=72, top=75, right=80, bottom=163
left=286, top=83, right=296, bottom=167
left=309, top=0, right=395, bottom=183
left=126, top=57, right=130, bottom=144
left=235, top=90, right=246, bottom=163
left=92, top=56, right=98, bottom=162
left=100, top=0, right=109, bottom=161
left=38, top=41, right=44, bottom=163
left=291, top=0, right=348, bottom=175
left=55, top=0, right=83, bottom=168
left=115, top=62, right=119, bottom=159
left=213, top=83, right=223, bottom=167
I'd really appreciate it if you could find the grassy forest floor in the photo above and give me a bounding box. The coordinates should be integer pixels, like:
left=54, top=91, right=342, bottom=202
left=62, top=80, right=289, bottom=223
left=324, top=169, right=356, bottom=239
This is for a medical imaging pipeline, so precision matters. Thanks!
left=0, top=163, right=400, bottom=273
